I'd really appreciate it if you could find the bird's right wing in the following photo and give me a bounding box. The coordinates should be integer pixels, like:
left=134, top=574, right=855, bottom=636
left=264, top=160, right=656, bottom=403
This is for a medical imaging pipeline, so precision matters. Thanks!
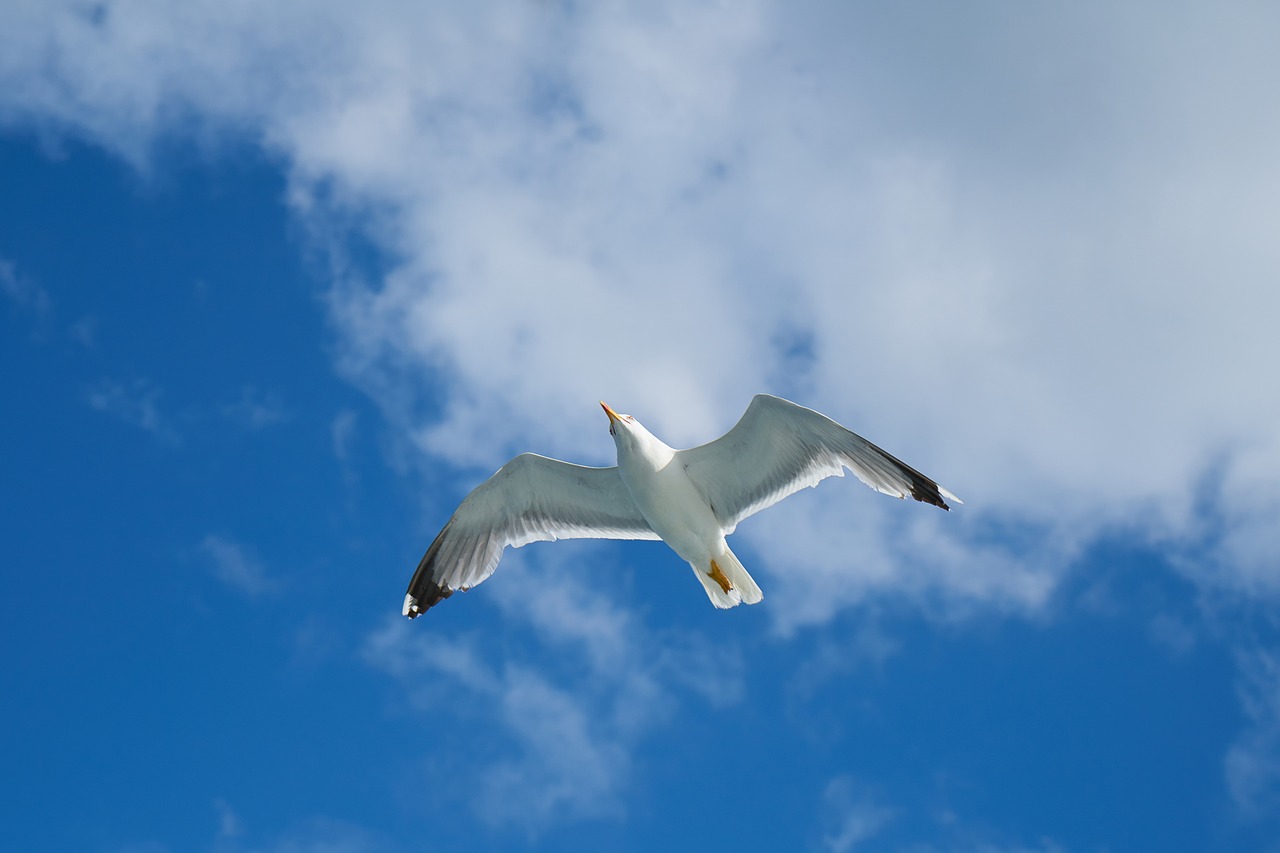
left=678, top=394, right=960, bottom=535
left=403, top=453, right=658, bottom=618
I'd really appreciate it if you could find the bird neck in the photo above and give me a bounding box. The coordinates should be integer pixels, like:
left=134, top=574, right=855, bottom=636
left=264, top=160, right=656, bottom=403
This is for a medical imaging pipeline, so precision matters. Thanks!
left=619, top=433, right=676, bottom=472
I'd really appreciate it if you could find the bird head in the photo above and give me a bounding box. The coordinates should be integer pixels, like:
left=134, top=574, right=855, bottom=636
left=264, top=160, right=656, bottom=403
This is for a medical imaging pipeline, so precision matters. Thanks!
left=601, top=402, right=668, bottom=461
left=600, top=401, right=633, bottom=440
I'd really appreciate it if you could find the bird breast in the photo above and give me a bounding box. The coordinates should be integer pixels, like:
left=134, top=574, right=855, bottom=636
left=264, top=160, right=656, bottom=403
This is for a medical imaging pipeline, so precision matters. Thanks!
left=617, top=453, right=722, bottom=562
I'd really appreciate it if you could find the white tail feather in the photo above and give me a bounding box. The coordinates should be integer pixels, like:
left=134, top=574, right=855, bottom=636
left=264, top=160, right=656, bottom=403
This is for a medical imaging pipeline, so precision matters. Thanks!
left=690, top=546, right=763, bottom=609
left=718, top=546, right=763, bottom=605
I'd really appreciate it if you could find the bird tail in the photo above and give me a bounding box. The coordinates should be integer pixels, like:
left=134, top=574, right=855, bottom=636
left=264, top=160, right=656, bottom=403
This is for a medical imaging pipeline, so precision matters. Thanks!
left=693, top=546, right=764, bottom=609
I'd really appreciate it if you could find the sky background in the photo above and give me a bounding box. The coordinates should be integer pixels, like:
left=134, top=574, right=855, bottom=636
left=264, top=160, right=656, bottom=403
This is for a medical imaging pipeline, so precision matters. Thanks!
left=3, top=2, right=1280, bottom=851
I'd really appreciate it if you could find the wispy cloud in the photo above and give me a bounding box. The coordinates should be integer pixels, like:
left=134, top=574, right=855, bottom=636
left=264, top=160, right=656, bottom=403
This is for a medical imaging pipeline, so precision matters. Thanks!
left=330, top=408, right=360, bottom=489
left=331, top=409, right=357, bottom=462
left=222, top=385, right=289, bottom=429
left=246, top=818, right=388, bottom=853
left=363, top=546, right=743, bottom=829
left=743, top=493, right=1065, bottom=636
left=820, top=776, right=895, bottom=853
left=789, top=621, right=899, bottom=705
left=1147, top=612, right=1197, bottom=657
left=818, top=776, right=1069, bottom=853
left=212, top=798, right=243, bottom=840
left=0, top=257, right=51, bottom=314
left=87, top=378, right=177, bottom=443
left=198, top=534, right=277, bottom=599
left=68, top=314, right=98, bottom=347
left=115, top=809, right=388, bottom=853
left=363, top=623, right=630, bottom=828
left=1226, top=646, right=1280, bottom=817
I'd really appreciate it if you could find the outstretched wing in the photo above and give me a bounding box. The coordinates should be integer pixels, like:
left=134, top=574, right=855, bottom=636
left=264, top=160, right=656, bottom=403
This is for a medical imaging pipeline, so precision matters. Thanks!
left=678, top=395, right=960, bottom=535
left=403, top=453, right=658, bottom=618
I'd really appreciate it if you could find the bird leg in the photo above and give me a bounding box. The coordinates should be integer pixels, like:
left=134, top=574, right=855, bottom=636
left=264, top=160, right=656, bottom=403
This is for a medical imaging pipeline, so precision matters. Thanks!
left=708, top=559, right=733, bottom=594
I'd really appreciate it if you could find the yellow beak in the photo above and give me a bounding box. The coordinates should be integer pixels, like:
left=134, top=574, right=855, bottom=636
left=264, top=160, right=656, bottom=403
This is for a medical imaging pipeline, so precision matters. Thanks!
left=600, top=401, right=621, bottom=423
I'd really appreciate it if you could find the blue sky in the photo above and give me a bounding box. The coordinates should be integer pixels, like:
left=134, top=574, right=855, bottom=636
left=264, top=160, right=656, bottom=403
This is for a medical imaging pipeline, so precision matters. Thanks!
left=4, top=2, right=1280, bottom=851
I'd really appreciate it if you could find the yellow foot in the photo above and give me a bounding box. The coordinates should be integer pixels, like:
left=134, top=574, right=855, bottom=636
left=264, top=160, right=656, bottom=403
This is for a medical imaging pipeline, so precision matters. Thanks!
left=708, top=559, right=733, bottom=594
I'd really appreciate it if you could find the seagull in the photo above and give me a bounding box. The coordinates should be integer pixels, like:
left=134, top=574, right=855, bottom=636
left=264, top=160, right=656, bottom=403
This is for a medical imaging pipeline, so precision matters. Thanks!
left=403, top=394, right=960, bottom=618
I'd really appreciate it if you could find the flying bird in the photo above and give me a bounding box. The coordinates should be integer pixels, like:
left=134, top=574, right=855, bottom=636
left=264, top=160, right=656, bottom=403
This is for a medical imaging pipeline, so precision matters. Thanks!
left=403, top=394, right=960, bottom=618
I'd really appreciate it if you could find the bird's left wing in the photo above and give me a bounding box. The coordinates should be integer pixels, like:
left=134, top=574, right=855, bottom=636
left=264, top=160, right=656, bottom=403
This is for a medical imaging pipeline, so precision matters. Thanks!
left=678, top=394, right=961, bottom=535
left=403, top=453, right=658, bottom=618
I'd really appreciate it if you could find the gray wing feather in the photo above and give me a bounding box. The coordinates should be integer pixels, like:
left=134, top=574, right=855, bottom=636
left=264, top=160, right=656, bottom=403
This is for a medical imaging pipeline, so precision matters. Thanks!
left=403, top=453, right=657, bottom=618
left=677, top=395, right=960, bottom=535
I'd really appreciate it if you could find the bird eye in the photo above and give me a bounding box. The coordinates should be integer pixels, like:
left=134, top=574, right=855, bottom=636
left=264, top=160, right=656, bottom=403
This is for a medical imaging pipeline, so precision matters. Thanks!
left=609, top=425, right=615, bottom=436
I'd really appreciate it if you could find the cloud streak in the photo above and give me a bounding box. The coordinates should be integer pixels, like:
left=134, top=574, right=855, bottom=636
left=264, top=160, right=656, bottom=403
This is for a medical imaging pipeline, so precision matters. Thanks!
left=363, top=546, right=742, bottom=828
left=198, top=534, right=277, bottom=599
left=820, top=776, right=895, bottom=853
left=0, top=256, right=51, bottom=314
left=221, top=386, right=289, bottom=430
left=87, top=378, right=177, bottom=443
left=1226, top=646, right=1280, bottom=817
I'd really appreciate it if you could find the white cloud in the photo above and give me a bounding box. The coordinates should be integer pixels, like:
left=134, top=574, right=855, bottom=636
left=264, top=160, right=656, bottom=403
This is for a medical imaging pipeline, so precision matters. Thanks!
left=965, top=843, right=1066, bottom=853
left=0, top=256, right=52, bottom=313
left=818, top=776, right=1070, bottom=853
left=115, top=812, right=387, bottom=853
left=87, top=377, right=177, bottom=442
left=362, top=546, right=742, bottom=828
left=330, top=408, right=361, bottom=490
left=330, top=409, right=357, bottom=463
left=69, top=314, right=98, bottom=347
left=8, top=2, right=1280, bottom=626
left=789, top=620, right=899, bottom=704
left=213, top=798, right=244, bottom=840
left=248, top=819, right=387, bottom=853
left=1147, top=612, right=1197, bottom=657
left=737, top=487, right=1068, bottom=636
left=1226, top=646, right=1280, bottom=817
left=820, top=776, right=895, bottom=853
left=222, top=386, right=289, bottom=429
left=363, top=619, right=630, bottom=828
left=198, top=534, right=276, bottom=598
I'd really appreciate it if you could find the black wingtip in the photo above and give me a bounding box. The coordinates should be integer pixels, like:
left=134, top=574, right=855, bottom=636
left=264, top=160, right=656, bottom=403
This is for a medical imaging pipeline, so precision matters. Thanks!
left=906, top=473, right=951, bottom=511
left=403, top=580, right=453, bottom=619
left=403, top=520, right=456, bottom=619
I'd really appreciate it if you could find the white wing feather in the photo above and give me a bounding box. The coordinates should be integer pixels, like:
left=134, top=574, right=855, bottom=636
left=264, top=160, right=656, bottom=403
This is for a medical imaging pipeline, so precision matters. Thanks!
left=678, top=395, right=960, bottom=535
left=403, top=453, right=658, bottom=617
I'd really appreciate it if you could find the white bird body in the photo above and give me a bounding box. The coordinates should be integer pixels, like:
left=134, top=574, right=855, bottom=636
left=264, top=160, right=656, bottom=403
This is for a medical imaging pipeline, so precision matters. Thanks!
left=608, top=409, right=761, bottom=606
left=402, top=394, right=960, bottom=618
left=620, top=462, right=716, bottom=566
